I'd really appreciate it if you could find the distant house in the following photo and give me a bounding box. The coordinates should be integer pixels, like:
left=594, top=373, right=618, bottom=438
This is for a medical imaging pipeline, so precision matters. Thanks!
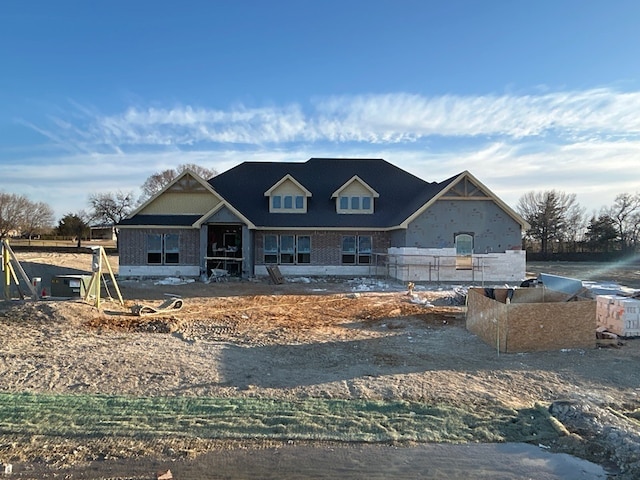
left=118, top=158, right=529, bottom=283
left=90, top=224, right=117, bottom=241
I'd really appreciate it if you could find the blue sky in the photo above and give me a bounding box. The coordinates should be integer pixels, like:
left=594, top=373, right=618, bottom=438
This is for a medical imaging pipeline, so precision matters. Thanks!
left=2, top=0, right=640, bottom=220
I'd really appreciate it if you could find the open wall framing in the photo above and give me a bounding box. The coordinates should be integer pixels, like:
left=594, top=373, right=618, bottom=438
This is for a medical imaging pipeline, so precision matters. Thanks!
left=466, top=287, right=596, bottom=353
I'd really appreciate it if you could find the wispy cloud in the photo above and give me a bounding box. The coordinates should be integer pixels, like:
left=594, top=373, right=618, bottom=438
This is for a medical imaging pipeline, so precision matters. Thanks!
left=6, top=86, right=640, bottom=218
left=17, top=87, right=640, bottom=151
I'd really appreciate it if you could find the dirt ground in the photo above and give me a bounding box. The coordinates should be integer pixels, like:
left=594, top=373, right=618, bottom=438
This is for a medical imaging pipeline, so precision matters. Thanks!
left=2, top=251, right=640, bottom=477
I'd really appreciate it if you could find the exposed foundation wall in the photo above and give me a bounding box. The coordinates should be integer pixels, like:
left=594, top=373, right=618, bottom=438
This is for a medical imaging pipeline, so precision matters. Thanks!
left=254, top=265, right=375, bottom=277
left=386, top=248, right=525, bottom=283
left=118, top=265, right=201, bottom=277
left=466, top=288, right=596, bottom=353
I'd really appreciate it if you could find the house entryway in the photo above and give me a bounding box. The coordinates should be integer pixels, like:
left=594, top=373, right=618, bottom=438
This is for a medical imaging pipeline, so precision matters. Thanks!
left=206, top=224, right=243, bottom=276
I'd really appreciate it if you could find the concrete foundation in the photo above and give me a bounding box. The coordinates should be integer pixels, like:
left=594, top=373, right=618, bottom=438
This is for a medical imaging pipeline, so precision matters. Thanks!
left=385, top=248, right=525, bottom=284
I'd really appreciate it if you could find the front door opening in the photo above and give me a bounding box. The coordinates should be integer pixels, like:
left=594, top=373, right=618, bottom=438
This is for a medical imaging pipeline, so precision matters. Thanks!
left=207, top=224, right=242, bottom=275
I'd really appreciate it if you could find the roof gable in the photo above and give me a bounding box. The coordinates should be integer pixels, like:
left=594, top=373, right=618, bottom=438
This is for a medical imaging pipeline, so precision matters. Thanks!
left=264, top=174, right=312, bottom=197
left=331, top=175, right=380, bottom=199
left=123, top=169, right=254, bottom=228
left=400, top=171, right=530, bottom=229
left=129, top=170, right=223, bottom=217
left=440, top=175, right=490, bottom=199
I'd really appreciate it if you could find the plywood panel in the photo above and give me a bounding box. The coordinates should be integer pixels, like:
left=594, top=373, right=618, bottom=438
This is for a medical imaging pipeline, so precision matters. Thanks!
left=506, top=301, right=595, bottom=352
left=466, top=288, right=508, bottom=352
left=466, top=287, right=596, bottom=353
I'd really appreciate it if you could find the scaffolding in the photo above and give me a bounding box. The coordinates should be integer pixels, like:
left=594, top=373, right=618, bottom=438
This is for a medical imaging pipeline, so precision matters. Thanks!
left=370, top=252, right=493, bottom=286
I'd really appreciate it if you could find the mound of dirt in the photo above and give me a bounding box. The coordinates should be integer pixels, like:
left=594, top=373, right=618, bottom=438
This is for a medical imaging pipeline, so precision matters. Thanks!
left=2, top=252, right=640, bottom=477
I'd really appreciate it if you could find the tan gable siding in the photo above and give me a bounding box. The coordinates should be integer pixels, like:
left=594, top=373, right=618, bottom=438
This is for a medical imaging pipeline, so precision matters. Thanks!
left=272, top=178, right=306, bottom=197
left=340, top=181, right=372, bottom=196
left=140, top=192, right=221, bottom=215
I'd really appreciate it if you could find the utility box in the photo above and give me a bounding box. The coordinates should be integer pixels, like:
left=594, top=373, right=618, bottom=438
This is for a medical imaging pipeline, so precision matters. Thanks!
left=50, top=275, right=91, bottom=298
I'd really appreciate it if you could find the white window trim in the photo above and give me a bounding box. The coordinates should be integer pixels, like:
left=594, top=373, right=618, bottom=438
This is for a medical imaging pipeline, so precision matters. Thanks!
left=336, top=195, right=374, bottom=214
left=263, top=234, right=312, bottom=264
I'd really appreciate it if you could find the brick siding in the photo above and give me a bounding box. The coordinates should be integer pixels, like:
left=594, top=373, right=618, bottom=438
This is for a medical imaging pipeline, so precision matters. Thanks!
left=254, top=230, right=391, bottom=266
left=119, top=229, right=200, bottom=266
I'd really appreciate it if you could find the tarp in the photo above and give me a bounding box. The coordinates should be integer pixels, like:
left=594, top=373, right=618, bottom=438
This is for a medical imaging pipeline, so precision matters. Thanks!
left=537, top=273, right=584, bottom=296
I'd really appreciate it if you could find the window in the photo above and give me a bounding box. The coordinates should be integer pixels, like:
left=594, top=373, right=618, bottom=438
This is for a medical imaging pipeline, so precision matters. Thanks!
left=264, top=235, right=278, bottom=263
left=358, top=236, right=372, bottom=264
left=337, top=195, right=374, bottom=214
left=342, top=235, right=372, bottom=264
left=147, top=233, right=180, bottom=265
left=455, top=233, right=473, bottom=270
left=270, top=194, right=306, bottom=212
left=263, top=234, right=311, bottom=264
left=164, top=234, right=180, bottom=264
left=280, top=235, right=295, bottom=264
left=297, top=236, right=311, bottom=264
left=341, top=236, right=356, bottom=264
left=147, top=234, right=162, bottom=264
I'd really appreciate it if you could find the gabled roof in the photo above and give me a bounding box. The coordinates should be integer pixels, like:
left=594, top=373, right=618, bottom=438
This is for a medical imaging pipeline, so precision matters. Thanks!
left=331, top=175, right=380, bottom=199
left=127, top=169, right=220, bottom=218
left=399, top=170, right=530, bottom=230
left=264, top=174, right=313, bottom=197
left=119, top=169, right=255, bottom=228
left=119, top=159, right=526, bottom=232
left=208, top=158, right=444, bottom=229
left=118, top=214, right=202, bottom=227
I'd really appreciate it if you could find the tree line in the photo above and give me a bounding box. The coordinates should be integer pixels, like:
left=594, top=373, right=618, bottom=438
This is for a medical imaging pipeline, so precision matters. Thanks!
left=0, top=164, right=216, bottom=246
left=2, top=165, right=638, bottom=256
left=517, top=190, right=640, bottom=256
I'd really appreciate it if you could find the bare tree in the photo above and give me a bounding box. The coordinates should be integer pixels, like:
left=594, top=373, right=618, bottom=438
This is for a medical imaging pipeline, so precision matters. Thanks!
left=0, top=192, right=30, bottom=239
left=89, top=191, right=134, bottom=225
left=562, top=202, right=587, bottom=252
left=139, top=163, right=217, bottom=202
left=22, top=201, right=55, bottom=241
left=88, top=191, right=135, bottom=247
left=606, top=193, right=640, bottom=253
left=517, top=190, right=581, bottom=254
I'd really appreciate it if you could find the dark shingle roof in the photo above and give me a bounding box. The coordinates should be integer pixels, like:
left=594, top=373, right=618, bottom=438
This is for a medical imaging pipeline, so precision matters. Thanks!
left=208, top=158, right=450, bottom=228
left=119, top=214, right=201, bottom=227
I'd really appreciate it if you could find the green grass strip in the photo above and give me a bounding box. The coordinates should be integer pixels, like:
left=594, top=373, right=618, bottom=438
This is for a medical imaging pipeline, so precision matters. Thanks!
left=0, top=392, right=558, bottom=444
